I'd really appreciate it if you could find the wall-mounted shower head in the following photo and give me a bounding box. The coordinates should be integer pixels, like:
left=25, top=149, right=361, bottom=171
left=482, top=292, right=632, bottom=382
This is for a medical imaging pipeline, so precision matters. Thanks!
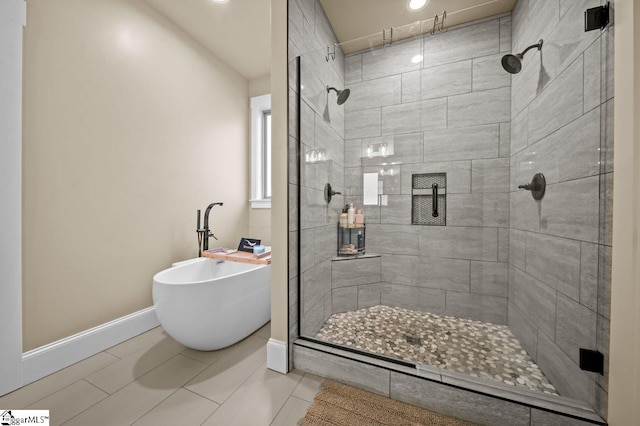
left=501, top=39, right=543, bottom=74
left=327, top=85, right=351, bottom=105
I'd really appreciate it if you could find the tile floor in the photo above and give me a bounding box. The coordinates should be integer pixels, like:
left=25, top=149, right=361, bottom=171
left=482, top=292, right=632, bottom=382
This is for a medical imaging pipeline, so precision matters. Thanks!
left=315, top=305, right=558, bottom=395
left=0, top=323, right=322, bottom=426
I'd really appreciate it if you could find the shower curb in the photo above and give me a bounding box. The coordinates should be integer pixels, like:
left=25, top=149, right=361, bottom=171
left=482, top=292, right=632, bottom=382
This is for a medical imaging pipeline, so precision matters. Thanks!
left=293, top=339, right=606, bottom=425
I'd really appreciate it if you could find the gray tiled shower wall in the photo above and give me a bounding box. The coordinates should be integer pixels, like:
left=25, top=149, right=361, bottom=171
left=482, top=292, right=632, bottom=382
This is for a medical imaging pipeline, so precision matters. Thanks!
left=341, top=15, right=512, bottom=325
left=507, top=0, right=613, bottom=419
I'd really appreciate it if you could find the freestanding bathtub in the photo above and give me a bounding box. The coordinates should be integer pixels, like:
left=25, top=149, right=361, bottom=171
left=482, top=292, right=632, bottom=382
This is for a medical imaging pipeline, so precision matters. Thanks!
left=152, top=257, right=271, bottom=351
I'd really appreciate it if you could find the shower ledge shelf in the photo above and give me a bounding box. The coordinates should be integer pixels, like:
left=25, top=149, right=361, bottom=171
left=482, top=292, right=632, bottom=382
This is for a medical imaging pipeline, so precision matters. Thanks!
left=332, top=253, right=381, bottom=262
left=202, top=248, right=271, bottom=265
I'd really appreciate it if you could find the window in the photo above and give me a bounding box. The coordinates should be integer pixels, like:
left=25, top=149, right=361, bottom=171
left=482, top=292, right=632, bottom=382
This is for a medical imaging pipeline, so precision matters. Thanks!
left=250, top=94, right=271, bottom=208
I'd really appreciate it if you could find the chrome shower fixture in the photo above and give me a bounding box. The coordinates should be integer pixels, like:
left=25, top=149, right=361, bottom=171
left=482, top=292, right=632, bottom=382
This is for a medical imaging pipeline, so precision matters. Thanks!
left=501, top=39, right=543, bottom=74
left=327, top=85, right=351, bottom=105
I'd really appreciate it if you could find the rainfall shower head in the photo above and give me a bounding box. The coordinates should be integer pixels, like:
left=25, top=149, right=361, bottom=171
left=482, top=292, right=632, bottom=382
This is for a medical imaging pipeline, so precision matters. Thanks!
left=501, top=39, right=543, bottom=74
left=327, top=86, right=351, bottom=105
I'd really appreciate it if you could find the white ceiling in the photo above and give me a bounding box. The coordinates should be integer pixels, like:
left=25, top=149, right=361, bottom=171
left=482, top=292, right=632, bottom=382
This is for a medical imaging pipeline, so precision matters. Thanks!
left=144, top=0, right=517, bottom=80
left=145, top=0, right=271, bottom=81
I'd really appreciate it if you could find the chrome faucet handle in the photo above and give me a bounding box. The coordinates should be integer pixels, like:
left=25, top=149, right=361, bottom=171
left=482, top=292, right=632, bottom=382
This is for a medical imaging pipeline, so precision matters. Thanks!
left=208, top=230, right=218, bottom=240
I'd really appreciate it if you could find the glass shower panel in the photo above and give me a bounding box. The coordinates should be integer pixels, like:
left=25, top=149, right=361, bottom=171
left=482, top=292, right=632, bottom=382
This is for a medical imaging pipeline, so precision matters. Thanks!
left=294, top=5, right=613, bottom=417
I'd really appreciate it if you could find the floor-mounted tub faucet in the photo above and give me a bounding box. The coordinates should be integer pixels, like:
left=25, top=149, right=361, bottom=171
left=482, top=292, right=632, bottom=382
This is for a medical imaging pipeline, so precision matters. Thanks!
left=197, top=202, right=223, bottom=256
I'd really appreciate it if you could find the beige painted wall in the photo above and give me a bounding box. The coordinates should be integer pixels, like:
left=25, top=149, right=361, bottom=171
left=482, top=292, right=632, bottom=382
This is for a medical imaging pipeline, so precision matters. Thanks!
left=249, top=73, right=272, bottom=245
left=22, top=0, right=250, bottom=351
left=270, top=0, right=288, bottom=344
left=609, top=0, right=640, bottom=424
left=249, top=74, right=271, bottom=98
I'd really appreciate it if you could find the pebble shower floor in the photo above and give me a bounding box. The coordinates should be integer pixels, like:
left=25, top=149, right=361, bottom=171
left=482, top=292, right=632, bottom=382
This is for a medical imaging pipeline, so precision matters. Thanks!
left=315, top=305, right=558, bottom=395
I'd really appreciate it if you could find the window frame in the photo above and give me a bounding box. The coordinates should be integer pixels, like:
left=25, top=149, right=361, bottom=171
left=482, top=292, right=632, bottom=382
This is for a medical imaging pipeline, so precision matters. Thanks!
left=250, top=94, right=272, bottom=209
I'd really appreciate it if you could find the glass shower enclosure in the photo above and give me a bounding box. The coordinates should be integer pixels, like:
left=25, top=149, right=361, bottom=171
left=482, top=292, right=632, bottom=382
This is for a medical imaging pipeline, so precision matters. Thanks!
left=289, top=1, right=613, bottom=421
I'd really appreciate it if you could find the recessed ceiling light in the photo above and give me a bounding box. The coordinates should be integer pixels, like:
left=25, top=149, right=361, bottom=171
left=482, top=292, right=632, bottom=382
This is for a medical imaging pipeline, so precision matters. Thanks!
left=408, top=0, right=428, bottom=10
left=411, top=54, right=424, bottom=64
left=210, top=0, right=229, bottom=3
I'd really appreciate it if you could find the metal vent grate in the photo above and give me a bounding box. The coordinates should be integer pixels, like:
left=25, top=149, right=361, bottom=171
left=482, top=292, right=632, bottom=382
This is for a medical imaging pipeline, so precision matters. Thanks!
left=412, top=195, right=446, bottom=225
left=412, top=173, right=446, bottom=189
left=412, top=173, right=446, bottom=226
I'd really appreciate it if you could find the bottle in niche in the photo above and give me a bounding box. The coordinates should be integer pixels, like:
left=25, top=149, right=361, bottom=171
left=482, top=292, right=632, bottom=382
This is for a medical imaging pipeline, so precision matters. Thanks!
left=339, top=206, right=348, bottom=227
left=347, top=203, right=355, bottom=226
left=357, top=230, right=363, bottom=249
left=355, top=208, right=364, bottom=226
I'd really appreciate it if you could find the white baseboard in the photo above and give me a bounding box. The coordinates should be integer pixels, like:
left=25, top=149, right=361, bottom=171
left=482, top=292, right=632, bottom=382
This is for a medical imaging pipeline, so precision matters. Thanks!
left=266, top=338, right=288, bottom=374
left=22, top=307, right=159, bottom=385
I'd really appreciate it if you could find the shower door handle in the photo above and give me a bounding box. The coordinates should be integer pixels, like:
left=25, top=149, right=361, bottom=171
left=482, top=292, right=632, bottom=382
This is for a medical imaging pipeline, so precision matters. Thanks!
left=432, top=183, right=439, bottom=217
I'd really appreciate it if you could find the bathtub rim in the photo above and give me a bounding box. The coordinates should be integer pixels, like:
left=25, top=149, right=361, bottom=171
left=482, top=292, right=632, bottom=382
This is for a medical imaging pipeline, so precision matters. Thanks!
left=153, top=257, right=270, bottom=286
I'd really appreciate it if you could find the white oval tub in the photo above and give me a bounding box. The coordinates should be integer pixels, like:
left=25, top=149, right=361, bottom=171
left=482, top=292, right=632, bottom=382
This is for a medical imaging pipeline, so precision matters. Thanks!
left=152, top=257, right=271, bottom=351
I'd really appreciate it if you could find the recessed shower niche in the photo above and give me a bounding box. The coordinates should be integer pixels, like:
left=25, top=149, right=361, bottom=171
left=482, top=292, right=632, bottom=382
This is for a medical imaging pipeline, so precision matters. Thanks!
left=411, top=173, right=446, bottom=226
left=289, top=0, right=613, bottom=423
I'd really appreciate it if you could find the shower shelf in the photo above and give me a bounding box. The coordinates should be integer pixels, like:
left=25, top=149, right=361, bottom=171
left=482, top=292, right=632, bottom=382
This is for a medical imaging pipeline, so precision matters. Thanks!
left=337, top=223, right=366, bottom=257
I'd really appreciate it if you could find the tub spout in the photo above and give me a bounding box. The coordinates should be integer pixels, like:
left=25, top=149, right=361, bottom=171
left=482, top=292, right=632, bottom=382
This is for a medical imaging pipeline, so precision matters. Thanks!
left=202, top=202, right=223, bottom=252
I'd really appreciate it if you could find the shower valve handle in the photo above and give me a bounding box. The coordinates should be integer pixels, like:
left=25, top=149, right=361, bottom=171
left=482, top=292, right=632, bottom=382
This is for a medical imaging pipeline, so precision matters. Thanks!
left=518, top=173, right=546, bottom=200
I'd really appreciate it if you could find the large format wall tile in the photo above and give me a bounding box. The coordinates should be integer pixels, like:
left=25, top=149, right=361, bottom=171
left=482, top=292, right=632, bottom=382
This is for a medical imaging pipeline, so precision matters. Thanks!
left=539, top=175, right=600, bottom=243
left=381, top=102, right=422, bottom=135
left=508, top=302, right=538, bottom=361
left=345, top=108, right=381, bottom=139
left=473, top=53, right=511, bottom=91
left=525, top=232, right=581, bottom=301
left=509, top=266, right=556, bottom=339
left=527, top=56, right=583, bottom=144
left=381, top=283, right=421, bottom=311
left=580, top=242, right=599, bottom=312
left=445, top=292, right=507, bottom=324
left=541, top=0, right=600, bottom=84
left=447, top=193, right=509, bottom=227
left=418, top=288, right=446, bottom=314
left=390, top=372, right=530, bottom=425
left=419, top=226, right=498, bottom=261
left=499, top=122, right=511, bottom=158
left=555, top=292, right=598, bottom=365
left=345, top=54, right=362, bottom=85
left=448, top=87, right=511, bottom=128
left=345, top=75, right=402, bottom=112
left=294, top=346, right=391, bottom=397
left=536, top=332, right=596, bottom=405
left=301, top=260, right=332, bottom=314
left=420, top=61, right=472, bottom=99
left=358, top=283, right=382, bottom=309
left=367, top=224, right=419, bottom=255
left=470, top=261, right=508, bottom=297
left=362, top=38, right=422, bottom=81
left=381, top=254, right=419, bottom=285
left=514, top=107, right=600, bottom=186
left=422, top=124, right=499, bottom=162
left=418, top=258, right=470, bottom=292
left=332, top=257, right=381, bottom=288
left=332, top=286, right=358, bottom=314
left=423, top=19, right=500, bottom=68
left=508, top=229, right=526, bottom=269
left=471, top=158, right=510, bottom=193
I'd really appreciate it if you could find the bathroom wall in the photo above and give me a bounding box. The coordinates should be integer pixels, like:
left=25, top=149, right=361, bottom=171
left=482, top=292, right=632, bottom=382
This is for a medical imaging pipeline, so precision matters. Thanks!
left=288, top=0, right=346, bottom=339
left=508, top=0, right=613, bottom=416
left=341, top=16, right=512, bottom=324
left=22, top=0, right=250, bottom=350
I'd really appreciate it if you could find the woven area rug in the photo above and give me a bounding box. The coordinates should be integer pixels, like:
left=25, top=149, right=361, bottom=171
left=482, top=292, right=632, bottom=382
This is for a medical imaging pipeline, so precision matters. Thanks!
left=299, top=380, right=478, bottom=426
